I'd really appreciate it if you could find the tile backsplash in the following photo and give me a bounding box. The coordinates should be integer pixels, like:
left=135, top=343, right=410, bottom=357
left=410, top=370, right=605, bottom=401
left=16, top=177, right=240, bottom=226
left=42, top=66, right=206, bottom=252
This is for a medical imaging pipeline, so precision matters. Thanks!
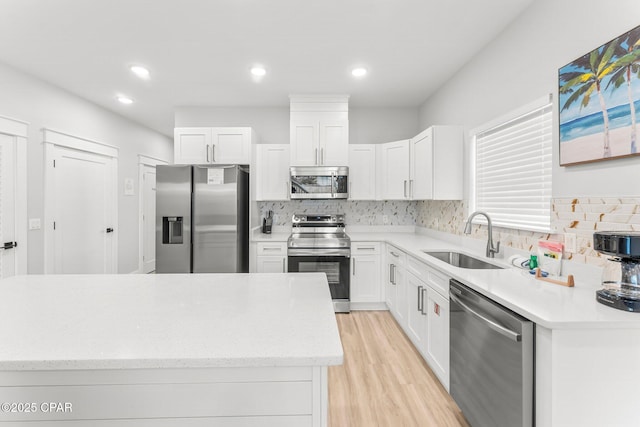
left=415, top=197, right=640, bottom=269
left=259, top=197, right=640, bottom=269
left=258, top=200, right=416, bottom=226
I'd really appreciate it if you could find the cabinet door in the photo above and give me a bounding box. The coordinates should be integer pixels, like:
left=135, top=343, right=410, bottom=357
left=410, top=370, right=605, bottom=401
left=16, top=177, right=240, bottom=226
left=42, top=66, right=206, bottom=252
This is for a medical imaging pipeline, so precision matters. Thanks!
left=319, top=120, right=348, bottom=166
left=211, top=127, right=251, bottom=164
left=406, top=272, right=427, bottom=353
left=393, top=265, right=407, bottom=329
left=351, top=254, right=381, bottom=303
left=174, top=128, right=212, bottom=164
left=385, top=260, right=396, bottom=312
left=380, top=140, right=410, bottom=200
left=410, top=129, right=434, bottom=200
left=432, top=126, right=463, bottom=200
left=256, top=256, right=287, bottom=273
left=256, top=145, right=290, bottom=201
left=290, top=119, right=319, bottom=166
left=426, top=288, right=450, bottom=390
left=348, top=145, right=376, bottom=200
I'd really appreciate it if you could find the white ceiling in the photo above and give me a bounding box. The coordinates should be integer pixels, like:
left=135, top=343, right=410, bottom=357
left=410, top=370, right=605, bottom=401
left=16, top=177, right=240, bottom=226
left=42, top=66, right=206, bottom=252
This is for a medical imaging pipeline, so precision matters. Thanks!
left=0, top=0, right=533, bottom=136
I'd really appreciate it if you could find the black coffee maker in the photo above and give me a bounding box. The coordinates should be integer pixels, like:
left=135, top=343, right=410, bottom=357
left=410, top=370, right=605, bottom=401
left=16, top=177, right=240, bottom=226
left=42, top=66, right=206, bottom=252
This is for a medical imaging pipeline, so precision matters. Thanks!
left=262, top=210, right=273, bottom=234
left=593, top=231, right=640, bottom=312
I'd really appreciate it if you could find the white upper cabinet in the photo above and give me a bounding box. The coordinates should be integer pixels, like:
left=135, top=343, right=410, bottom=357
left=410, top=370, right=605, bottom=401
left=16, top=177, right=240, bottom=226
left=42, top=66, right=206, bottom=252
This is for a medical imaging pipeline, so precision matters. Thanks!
left=174, top=127, right=253, bottom=165
left=411, top=126, right=463, bottom=200
left=211, top=127, right=252, bottom=164
left=174, top=127, right=212, bottom=164
left=378, top=126, right=463, bottom=201
left=379, top=139, right=410, bottom=200
left=256, top=144, right=290, bottom=201
left=348, top=145, right=376, bottom=200
left=289, top=95, right=349, bottom=166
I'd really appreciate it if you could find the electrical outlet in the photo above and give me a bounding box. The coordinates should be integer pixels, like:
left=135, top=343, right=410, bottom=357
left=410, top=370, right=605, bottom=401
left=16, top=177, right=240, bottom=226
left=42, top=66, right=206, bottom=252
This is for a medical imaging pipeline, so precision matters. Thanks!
left=29, top=218, right=41, bottom=230
left=382, top=215, right=389, bottom=224
left=564, top=233, right=577, bottom=253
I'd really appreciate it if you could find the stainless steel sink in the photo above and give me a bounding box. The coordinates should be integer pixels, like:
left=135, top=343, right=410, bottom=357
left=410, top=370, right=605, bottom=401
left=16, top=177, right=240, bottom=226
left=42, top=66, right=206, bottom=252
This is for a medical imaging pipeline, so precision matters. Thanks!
left=423, top=251, right=504, bottom=270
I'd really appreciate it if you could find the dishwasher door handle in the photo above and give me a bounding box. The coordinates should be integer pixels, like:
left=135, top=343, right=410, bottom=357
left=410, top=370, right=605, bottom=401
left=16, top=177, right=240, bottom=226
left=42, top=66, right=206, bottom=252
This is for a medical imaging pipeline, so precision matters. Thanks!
left=450, top=292, right=521, bottom=342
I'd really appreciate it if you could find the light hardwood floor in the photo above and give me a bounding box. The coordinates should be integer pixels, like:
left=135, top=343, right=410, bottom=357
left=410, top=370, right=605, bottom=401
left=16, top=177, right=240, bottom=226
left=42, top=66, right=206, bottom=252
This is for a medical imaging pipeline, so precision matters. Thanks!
left=328, top=311, right=469, bottom=427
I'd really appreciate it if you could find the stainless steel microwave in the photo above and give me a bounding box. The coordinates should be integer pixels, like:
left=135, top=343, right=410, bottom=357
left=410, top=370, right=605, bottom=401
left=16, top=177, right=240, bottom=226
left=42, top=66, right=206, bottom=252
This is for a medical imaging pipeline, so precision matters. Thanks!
left=290, top=166, right=349, bottom=199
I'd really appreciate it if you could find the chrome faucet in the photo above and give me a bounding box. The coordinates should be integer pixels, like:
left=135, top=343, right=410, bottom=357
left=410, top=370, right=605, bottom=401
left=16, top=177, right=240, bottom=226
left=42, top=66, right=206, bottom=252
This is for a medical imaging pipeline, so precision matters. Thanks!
left=464, top=211, right=500, bottom=258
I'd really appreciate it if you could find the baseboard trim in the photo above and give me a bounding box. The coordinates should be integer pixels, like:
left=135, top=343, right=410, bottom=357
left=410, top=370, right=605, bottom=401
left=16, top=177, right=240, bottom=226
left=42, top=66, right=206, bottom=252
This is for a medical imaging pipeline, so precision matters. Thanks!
left=350, top=302, right=389, bottom=311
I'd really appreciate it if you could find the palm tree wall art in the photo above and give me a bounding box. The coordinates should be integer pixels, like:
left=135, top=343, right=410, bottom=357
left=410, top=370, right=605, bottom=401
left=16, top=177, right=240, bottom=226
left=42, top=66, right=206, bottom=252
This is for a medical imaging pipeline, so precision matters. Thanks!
left=559, top=24, right=640, bottom=165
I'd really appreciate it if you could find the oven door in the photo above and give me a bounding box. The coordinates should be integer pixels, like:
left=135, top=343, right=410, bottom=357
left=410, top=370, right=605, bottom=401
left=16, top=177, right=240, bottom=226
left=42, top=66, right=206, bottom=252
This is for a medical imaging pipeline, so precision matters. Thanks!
left=288, top=250, right=350, bottom=312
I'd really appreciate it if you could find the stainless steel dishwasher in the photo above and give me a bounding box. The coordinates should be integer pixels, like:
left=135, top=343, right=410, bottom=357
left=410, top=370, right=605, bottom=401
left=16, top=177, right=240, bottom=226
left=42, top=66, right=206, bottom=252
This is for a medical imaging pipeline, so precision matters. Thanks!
left=449, top=279, right=534, bottom=427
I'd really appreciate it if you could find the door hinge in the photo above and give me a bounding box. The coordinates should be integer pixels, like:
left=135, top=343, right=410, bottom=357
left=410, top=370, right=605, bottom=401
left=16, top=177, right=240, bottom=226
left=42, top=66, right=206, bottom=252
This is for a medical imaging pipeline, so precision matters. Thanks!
left=1, top=241, right=17, bottom=250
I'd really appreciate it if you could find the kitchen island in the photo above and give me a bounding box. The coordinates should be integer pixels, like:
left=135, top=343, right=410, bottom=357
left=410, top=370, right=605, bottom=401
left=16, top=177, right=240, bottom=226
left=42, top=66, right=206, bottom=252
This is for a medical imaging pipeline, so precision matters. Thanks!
left=0, top=273, right=343, bottom=426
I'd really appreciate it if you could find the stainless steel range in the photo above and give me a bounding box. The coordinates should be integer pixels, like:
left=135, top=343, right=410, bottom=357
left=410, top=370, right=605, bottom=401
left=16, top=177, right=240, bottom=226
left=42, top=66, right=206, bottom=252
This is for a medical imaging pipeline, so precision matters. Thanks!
left=287, top=214, right=351, bottom=313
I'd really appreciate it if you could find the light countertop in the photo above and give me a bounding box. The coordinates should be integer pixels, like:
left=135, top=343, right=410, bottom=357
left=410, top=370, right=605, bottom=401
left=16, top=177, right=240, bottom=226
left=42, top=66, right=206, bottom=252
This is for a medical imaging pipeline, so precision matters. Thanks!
left=0, top=273, right=343, bottom=371
left=350, top=231, right=640, bottom=329
left=251, top=227, right=640, bottom=329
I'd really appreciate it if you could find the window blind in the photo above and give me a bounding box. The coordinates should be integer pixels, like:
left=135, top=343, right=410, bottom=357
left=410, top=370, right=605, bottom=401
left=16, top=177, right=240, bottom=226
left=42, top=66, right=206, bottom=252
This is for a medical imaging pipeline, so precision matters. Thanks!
left=472, top=101, right=552, bottom=232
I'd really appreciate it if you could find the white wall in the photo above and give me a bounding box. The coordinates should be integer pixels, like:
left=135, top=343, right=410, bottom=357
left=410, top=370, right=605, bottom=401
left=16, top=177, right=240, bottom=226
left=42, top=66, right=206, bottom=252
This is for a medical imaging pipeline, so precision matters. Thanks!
left=175, top=106, right=419, bottom=145
left=0, top=62, right=172, bottom=274
left=418, top=0, right=640, bottom=197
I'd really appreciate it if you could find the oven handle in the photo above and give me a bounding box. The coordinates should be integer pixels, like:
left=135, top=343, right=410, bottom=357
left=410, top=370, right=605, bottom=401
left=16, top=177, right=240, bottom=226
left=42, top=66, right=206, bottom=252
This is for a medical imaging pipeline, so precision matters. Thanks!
left=288, top=249, right=351, bottom=257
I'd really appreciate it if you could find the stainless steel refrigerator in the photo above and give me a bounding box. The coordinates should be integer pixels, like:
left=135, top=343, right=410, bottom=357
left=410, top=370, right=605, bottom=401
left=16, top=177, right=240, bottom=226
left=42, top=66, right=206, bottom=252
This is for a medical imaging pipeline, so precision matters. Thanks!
left=156, top=164, right=249, bottom=273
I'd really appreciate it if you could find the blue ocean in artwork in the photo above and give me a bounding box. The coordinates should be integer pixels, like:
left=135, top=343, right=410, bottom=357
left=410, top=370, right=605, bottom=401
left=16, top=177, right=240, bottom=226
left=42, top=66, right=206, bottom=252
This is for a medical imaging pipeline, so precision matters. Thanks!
left=560, top=100, right=640, bottom=143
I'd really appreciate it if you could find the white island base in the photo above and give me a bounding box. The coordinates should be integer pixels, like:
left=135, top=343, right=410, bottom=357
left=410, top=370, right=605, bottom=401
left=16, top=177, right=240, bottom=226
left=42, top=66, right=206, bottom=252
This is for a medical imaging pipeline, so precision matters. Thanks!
left=0, top=273, right=343, bottom=426
left=0, top=366, right=328, bottom=426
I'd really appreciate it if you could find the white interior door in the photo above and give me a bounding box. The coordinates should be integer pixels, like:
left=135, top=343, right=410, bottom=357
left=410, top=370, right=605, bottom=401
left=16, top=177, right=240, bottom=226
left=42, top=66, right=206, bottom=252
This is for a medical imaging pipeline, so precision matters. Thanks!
left=142, top=164, right=156, bottom=273
left=0, top=133, right=16, bottom=278
left=53, top=146, right=116, bottom=274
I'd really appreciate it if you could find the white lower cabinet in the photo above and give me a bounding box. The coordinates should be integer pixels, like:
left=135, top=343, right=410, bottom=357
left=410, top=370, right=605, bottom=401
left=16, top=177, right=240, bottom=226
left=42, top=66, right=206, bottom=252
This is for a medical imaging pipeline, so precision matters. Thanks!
left=406, top=271, right=428, bottom=351
left=425, top=287, right=450, bottom=390
left=385, top=245, right=407, bottom=329
left=255, top=242, right=287, bottom=273
left=385, top=249, right=450, bottom=392
left=350, top=242, right=384, bottom=309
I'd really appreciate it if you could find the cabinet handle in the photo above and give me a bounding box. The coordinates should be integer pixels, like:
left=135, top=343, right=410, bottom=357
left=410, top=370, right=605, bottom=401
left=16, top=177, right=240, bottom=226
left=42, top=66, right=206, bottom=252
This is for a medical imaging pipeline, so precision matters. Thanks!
left=410, top=179, right=413, bottom=198
left=390, top=251, right=399, bottom=258
left=421, top=288, right=427, bottom=315
left=404, top=180, right=408, bottom=198
left=357, top=246, right=376, bottom=251
left=315, top=148, right=318, bottom=165
left=352, top=257, right=355, bottom=276
left=321, top=148, right=324, bottom=165
left=206, top=144, right=210, bottom=162
left=212, top=144, right=216, bottom=162
left=286, top=181, right=290, bottom=200
left=417, top=285, right=423, bottom=312
left=262, top=247, right=282, bottom=251
left=282, top=258, right=286, bottom=272
left=390, top=264, right=396, bottom=285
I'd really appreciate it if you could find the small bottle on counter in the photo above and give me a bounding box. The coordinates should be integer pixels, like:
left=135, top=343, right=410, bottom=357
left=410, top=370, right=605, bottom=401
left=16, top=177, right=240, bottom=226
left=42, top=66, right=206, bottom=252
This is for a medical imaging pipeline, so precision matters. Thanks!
left=529, top=254, right=538, bottom=269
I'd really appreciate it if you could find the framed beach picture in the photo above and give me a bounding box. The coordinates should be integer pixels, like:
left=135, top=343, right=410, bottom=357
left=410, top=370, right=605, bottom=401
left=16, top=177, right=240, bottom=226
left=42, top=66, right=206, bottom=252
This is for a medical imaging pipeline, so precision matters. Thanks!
left=559, top=25, right=640, bottom=166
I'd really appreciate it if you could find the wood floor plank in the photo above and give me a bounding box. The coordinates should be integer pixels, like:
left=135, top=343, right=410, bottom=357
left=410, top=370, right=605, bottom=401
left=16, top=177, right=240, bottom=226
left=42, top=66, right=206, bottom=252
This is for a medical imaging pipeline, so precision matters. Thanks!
left=329, top=311, right=469, bottom=427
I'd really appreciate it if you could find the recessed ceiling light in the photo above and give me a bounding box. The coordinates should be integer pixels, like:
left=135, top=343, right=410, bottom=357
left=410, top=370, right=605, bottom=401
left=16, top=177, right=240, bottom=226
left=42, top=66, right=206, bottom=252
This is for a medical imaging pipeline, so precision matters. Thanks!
left=251, top=66, right=266, bottom=77
left=352, top=67, right=368, bottom=77
left=130, top=65, right=150, bottom=80
left=117, top=95, right=134, bottom=105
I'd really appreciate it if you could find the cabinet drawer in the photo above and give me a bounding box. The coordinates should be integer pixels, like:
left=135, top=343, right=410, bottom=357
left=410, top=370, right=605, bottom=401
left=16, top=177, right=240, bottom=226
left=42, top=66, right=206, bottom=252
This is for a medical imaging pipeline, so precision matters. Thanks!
left=427, top=268, right=449, bottom=297
left=257, top=242, right=287, bottom=256
left=352, top=242, right=380, bottom=255
left=408, top=256, right=449, bottom=298
left=386, top=245, right=406, bottom=267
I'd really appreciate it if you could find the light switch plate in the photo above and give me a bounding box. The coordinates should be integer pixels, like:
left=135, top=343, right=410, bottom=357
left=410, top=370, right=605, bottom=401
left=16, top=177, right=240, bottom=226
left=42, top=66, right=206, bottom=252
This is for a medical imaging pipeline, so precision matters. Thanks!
left=564, top=233, right=577, bottom=253
left=29, top=218, right=41, bottom=230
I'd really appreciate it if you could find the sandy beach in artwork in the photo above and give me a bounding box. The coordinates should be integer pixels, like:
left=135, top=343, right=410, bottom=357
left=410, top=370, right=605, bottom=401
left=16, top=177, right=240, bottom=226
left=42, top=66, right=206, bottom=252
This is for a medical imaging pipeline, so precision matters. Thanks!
left=560, top=125, right=638, bottom=164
